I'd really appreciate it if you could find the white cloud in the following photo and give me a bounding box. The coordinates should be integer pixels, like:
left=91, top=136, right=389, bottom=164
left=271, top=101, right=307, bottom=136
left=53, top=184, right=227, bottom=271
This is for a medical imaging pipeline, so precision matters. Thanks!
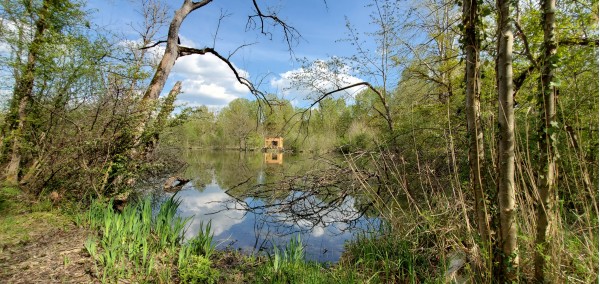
left=0, top=89, right=12, bottom=110
left=270, top=59, right=366, bottom=104
left=118, top=39, right=165, bottom=66
left=173, top=54, right=251, bottom=107
left=178, top=34, right=196, bottom=48
left=177, top=184, right=247, bottom=239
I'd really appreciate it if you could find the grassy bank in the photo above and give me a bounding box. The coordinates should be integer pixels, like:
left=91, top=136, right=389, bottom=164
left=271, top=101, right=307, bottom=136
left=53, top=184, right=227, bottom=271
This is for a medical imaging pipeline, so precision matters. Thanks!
left=78, top=196, right=378, bottom=283
left=6, top=180, right=594, bottom=283
left=0, top=186, right=72, bottom=252
left=0, top=186, right=97, bottom=283
left=1, top=185, right=455, bottom=283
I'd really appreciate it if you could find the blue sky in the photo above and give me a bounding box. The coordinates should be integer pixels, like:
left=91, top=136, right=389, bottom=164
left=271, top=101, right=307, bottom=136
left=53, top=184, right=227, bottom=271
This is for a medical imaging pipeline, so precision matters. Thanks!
left=87, top=0, right=381, bottom=109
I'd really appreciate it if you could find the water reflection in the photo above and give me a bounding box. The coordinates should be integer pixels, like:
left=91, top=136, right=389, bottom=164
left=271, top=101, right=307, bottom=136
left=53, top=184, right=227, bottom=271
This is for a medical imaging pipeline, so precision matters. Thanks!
left=264, top=152, right=283, bottom=164
left=171, top=151, right=378, bottom=262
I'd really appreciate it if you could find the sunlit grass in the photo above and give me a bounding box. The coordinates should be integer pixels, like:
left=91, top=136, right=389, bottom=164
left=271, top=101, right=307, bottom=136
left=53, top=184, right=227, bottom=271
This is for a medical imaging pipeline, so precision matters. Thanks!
left=0, top=186, right=71, bottom=250
left=255, top=235, right=364, bottom=284
left=83, top=195, right=217, bottom=283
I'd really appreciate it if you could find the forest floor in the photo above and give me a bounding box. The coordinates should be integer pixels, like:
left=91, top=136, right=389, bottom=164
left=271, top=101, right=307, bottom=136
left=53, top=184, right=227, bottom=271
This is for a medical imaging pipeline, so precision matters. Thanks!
left=0, top=187, right=97, bottom=283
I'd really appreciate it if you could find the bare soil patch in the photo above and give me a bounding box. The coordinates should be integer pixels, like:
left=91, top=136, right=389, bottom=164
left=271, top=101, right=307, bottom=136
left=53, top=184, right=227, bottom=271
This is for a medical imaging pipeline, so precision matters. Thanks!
left=0, top=188, right=97, bottom=283
left=0, top=222, right=96, bottom=284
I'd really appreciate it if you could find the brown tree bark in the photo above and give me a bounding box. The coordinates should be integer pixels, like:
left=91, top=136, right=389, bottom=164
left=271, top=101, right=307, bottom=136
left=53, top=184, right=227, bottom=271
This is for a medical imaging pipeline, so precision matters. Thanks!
left=4, top=0, right=51, bottom=183
left=141, top=1, right=210, bottom=103
left=496, top=0, right=519, bottom=281
left=463, top=0, right=492, bottom=266
left=133, top=0, right=212, bottom=145
left=535, top=0, right=557, bottom=281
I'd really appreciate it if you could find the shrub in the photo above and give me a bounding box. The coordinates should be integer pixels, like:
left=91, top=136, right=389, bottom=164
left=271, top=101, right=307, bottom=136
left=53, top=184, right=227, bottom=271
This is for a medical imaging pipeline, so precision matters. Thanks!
left=178, top=255, right=220, bottom=284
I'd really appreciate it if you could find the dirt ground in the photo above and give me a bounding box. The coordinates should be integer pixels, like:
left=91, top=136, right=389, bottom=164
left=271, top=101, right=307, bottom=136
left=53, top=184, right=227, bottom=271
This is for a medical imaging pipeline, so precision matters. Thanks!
left=0, top=224, right=97, bottom=283
left=0, top=188, right=258, bottom=284
left=0, top=188, right=97, bottom=284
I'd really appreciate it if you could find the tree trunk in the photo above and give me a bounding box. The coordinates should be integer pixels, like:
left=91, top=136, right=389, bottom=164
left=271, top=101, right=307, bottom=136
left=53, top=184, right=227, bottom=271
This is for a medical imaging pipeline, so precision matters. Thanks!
left=496, top=0, right=518, bottom=281
left=463, top=0, right=492, bottom=266
left=535, top=0, right=557, bottom=281
left=4, top=0, right=51, bottom=183
left=134, top=0, right=212, bottom=143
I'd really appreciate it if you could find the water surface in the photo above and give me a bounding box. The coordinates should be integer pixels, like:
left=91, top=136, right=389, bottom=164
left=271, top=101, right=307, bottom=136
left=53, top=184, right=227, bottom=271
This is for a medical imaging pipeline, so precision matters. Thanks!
left=170, top=150, right=378, bottom=262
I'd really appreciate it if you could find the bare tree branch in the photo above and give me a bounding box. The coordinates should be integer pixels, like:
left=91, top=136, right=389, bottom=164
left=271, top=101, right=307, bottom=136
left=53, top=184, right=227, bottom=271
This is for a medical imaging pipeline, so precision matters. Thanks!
left=247, top=0, right=302, bottom=51
left=177, top=46, right=270, bottom=103
left=515, top=21, right=536, bottom=66
left=211, top=9, right=232, bottom=48
left=228, top=42, right=258, bottom=60
left=140, top=40, right=167, bottom=50
left=190, top=0, right=213, bottom=11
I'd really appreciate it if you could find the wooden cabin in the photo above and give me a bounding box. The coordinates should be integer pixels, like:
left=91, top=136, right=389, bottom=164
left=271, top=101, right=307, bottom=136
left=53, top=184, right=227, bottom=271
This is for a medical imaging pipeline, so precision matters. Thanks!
left=264, top=136, right=284, bottom=151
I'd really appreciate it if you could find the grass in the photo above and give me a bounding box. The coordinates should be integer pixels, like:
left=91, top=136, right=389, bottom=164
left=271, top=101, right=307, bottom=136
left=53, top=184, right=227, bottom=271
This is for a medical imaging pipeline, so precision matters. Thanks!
left=82, top=195, right=218, bottom=283
left=254, top=235, right=367, bottom=284
left=0, top=186, right=71, bottom=251
left=0, top=184, right=451, bottom=284
left=80, top=193, right=433, bottom=284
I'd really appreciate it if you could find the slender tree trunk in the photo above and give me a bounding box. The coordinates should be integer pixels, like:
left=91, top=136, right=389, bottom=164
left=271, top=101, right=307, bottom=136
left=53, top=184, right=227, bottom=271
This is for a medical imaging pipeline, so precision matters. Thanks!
left=463, top=0, right=492, bottom=265
left=535, top=0, right=557, bottom=281
left=134, top=0, right=212, bottom=143
left=5, top=0, right=50, bottom=183
left=5, top=95, right=29, bottom=183
left=496, top=0, right=518, bottom=280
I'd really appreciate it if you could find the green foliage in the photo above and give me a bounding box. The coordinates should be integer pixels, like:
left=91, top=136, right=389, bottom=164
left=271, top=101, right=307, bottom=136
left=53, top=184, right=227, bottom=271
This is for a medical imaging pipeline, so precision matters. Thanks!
left=0, top=0, right=183, bottom=198
left=83, top=196, right=217, bottom=283
left=187, top=221, right=215, bottom=258
left=178, top=255, right=220, bottom=284
left=337, top=132, right=373, bottom=153
left=256, top=235, right=362, bottom=284
left=343, top=228, right=436, bottom=283
left=0, top=0, right=596, bottom=282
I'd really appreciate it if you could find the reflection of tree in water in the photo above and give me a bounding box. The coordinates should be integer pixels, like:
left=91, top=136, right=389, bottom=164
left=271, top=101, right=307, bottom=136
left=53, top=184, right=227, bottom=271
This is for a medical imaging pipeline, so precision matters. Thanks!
left=178, top=151, right=381, bottom=260
left=216, top=157, right=377, bottom=238
left=182, top=151, right=263, bottom=191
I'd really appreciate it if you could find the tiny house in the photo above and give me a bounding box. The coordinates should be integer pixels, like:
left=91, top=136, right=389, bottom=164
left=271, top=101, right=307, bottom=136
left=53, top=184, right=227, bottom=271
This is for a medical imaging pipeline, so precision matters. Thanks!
left=264, top=136, right=284, bottom=151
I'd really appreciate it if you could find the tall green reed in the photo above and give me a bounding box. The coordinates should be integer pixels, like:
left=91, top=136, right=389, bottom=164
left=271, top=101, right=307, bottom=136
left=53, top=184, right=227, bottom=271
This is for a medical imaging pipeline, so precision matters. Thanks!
left=83, top=195, right=216, bottom=283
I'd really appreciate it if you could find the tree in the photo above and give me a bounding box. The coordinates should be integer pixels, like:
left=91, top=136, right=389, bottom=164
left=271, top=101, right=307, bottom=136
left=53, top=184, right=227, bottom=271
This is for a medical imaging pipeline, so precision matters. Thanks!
left=462, top=0, right=492, bottom=273
left=292, top=0, right=400, bottom=141
left=342, top=0, right=399, bottom=134
left=219, top=98, right=258, bottom=150
left=135, top=0, right=300, bottom=148
left=3, top=0, right=53, bottom=183
left=496, top=0, right=518, bottom=280
left=2, top=0, right=87, bottom=184
left=534, top=0, right=557, bottom=281
left=262, top=96, right=294, bottom=137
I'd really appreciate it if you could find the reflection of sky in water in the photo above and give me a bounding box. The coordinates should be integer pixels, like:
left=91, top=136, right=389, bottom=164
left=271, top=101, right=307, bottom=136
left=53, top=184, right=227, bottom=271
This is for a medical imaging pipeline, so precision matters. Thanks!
left=173, top=176, right=377, bottom=262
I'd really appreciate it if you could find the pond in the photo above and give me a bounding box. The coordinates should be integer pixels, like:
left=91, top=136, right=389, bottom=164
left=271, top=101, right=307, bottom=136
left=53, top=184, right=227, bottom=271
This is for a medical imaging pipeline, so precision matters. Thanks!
left=165, top=150, right=380, bottom=262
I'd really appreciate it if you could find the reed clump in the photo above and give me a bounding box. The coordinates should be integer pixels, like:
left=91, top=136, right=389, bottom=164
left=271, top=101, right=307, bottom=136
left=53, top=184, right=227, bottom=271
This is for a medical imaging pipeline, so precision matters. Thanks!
left=82, top=196, right=217, bottom=283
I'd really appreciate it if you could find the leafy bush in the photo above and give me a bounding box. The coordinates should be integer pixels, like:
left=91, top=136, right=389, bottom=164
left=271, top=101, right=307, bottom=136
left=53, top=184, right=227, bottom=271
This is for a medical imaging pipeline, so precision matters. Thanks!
left=178, top=255, right=220, bottom=284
